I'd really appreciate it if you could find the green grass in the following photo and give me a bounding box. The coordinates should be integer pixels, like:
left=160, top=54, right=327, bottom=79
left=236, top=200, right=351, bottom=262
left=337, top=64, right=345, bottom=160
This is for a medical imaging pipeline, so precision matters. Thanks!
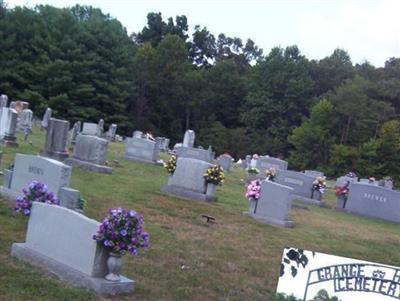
left=1, top=127, right=400, bottom=301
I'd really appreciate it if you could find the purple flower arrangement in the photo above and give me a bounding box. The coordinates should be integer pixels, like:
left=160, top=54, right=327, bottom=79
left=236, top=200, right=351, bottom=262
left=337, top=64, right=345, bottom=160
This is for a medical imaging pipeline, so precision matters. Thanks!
left=245, top=179, right=262, bottom=200
left=14, top=181, right=59, bottom=216
left=93, top=207, right=150, bottom=256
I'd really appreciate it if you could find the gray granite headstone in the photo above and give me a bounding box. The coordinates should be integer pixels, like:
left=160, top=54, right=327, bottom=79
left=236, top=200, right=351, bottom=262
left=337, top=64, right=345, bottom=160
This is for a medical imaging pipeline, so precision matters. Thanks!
left=124, top=137, right=160, bottom=164
left=162, top=157, right=215, bottom=202
left=82, top=122, right=98, bottom=136
left=0, top=154, right=71, bottom=199
left=11, top=202, right=134, bottom=295
left=336, top=176, right=358, bottom=187
left=0, top=107, right=18, bottom=146
left=65, top=135, right=112, bottom=174
left=70, top=121, right=81, bottom=144
left=42, top=118, right=70, bottom=160
left=248, top=180, right=294, bottom=228
left=59, top=187, right=81, bottom=210
left=275, top=170, right=323, bottom=206
left=0, top=94, right=8, bottom=108
left=183, top=129, right=195, bottom=148
left=218, top=154, right=232, bottom=172
left=256, top=156, right=288, bottom=176
left=359, top=178, right=378, bottom=186
left=9, top=101, right=16, bottom=109
left=346, top=182, right=400, bottom=223
left=96, top=119, right=104, bottom=137
left=106, top=124, right=117, bottom=141
left=174, top=146, right=214, bottom=163
left=41, top=107, right=52, bottom=129
left=18, top=108, right=33, bottom=133
left=304, top=170, right=324, bottom=178
left=132, top=131, right=143, bottom=138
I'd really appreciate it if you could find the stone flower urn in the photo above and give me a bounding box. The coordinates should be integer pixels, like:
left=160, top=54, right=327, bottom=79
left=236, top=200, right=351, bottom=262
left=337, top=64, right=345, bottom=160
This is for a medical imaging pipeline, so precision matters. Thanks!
left=206, top=183, right=217, bottom=197
left=105, top=252, right=123, bottom=282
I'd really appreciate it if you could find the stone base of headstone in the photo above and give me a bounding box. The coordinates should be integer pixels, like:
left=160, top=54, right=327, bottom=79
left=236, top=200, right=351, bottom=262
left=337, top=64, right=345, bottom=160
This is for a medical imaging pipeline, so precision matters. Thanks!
left=244, top=211, right=294, bottom=228
left=123, top=154, right=158, bottom=165
left=11, top=243, right=134, bottom=296
left=161, top=184, right=216, bottom=202
left=291, top=195, right=326, bottom=207
left=0, top=136, right=18, bottom=147
left=65, top=158, right=112, bottom=174
left=0, top=186, right=20, bottom=203
left=41, top=150, right=69, bottom=161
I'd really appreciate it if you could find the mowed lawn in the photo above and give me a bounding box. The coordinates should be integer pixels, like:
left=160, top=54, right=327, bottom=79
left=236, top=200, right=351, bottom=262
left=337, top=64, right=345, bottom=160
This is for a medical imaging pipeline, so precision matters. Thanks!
left=1, top=128, right=400, bottom=301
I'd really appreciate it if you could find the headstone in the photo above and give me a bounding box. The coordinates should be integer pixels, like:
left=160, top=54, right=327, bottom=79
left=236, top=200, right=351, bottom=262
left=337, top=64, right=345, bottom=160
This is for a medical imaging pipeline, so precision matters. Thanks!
left=384, top=178, right=394, bottom=190
left=11, top=202, right=134, bottom=295
left=132, top=130, right=143, bottom=138
left=70, top=121, right=81, bottom=144
left=247, top=180, right=294, bottom=228
left=18, top=108, right=33, bottom=133
left=0, top=94, right=8, bottom=108
left=162, top=157, right=215, bottom=202
left=0, top=153, right=72, bottom=200
left=106, top=124, right=117, bottom=141
left=345, top=182, right=400, bottom=223
left=336, top=176, right=358, bottom=187
left=41, top=118, right=70, bottom=161
left=41, top=107, right=52, bottom=129
left=275, top=170, right=323, bottom=206
left=256, top=156, right=288, bottom=176
left=183, top=129, right=195, bottom=148
left=359, top=178, right=378, bottom=186
left=9, top=101, right=16, bottom=109
left=174, top=146, right=214, bottom=163
left=82, top=122, right=97, bottom=136
left=218, top=154, right=232, bottom=172
left=0, top=107, right=18, bottom=146
left=277, top=247, right=400, bottom=301
left=58, top=187, right=81, bottom=210
left=124, top=137, right=160, bottom=164
left=304, top=170, right=324, bottom=178
left=96, top=119, right=104, bottom=137
left=65, top=135, right=112, bottom=174
left=244, top=155, right=251, bottom=169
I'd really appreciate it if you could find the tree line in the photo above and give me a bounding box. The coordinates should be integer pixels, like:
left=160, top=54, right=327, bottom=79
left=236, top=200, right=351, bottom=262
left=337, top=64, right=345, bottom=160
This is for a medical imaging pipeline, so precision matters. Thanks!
left=0, top=2, right=399, bottom=181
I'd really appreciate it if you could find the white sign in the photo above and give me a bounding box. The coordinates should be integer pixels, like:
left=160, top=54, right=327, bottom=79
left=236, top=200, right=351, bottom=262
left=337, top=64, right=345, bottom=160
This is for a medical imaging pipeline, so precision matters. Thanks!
left=277, top=248, right=400, bottom=300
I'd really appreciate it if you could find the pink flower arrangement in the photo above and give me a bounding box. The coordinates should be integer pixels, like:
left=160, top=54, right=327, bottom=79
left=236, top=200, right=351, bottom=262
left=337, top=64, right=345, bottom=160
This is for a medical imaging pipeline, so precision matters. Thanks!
left=245, top=179, right=262, bottom=200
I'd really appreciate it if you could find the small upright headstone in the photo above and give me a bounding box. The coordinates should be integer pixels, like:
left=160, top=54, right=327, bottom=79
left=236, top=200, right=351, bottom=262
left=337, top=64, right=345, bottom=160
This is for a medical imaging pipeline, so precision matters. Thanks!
left=19, top=108, right=33, bottom=140
left=247, top=180, right=294, bottom=228
left=65, top=135, right=112, bottom=174
left=132, top=130, right=143, bottom=138
left=106, top=124, right=117, bottom=141
left=256, top=156, right=288, bottom=176
left=0, top=107, right=18, bottom=147
left=11, top=202, right=134, bottom=295
left=42, top=118, right=70, bottom=161
left=9, top=101, right=16, bottom=109
left=384, top=178, right=394, bottom=190
left=183, top=129, right=195, bottom=148
left=70, top=121, right=81, bottom=145
left=0, top=94, right=8, bottom=108
left=174, top=146, right=214, bottom=163
left=124, top=137, right=160, bottom=164
left=218, top=154, right=232, bottom=172
left=41, top=107, right=52, bottom=130
left=81, top=122, right=97, bottom=136
left=96, top=119, right=104, bottom=137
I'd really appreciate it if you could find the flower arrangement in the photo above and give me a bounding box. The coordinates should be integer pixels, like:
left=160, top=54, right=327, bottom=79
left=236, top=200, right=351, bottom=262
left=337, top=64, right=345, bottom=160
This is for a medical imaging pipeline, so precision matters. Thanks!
left=247, top=167, right=260, bottom=174
left=345, top=171, right=357, bottom=178
left=14, top=181, right=59, bottom=216
left=312, top=176, right=327, bottom=193
left=204, top=165, right=225, bottom=185
left=335, top=182, right=350, bottom=197
left=164, top=155, right=177, bottom=174
left=265, top=167, right=277, bottom=181
left=93, top=207, right=150, bottom=256
left=245, top=179, right=262, bottom=200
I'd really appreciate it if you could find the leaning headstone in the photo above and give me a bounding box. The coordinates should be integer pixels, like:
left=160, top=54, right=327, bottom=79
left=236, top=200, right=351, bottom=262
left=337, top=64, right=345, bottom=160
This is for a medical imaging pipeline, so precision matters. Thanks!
left=81, top=122, right=97, bottom=136
left=65, top=135, right=112, bottom=174
left=106, top=123, right=117, bottom=141
left=162, top=157, right=215, bottom=202
left=275, top=170, right=323, bottom=206
left=0, top=107, right=18, bottom=147
left=246, top=180, right=294, bottom=228
left=0, top=153, right=72, bottom=201
left=183, top=129, right=195, bottom=148
left=96, top=119, right=104, bottom=137
left=218, top=154, right=232, bottom=172
left=41, top=107, right=52, bottom=130
left=70, top=121, right=81, bottom=145
left=346, top=182, right=400, bottom=223
left=41, top=118, right=70, bottom=161
left=124, top=137, right=160, bottom=164
left=11, top=202, right=134, bottom=295
left=0, top=94, right=8, bottom=108
left=174, top=146, right=214, bottom=163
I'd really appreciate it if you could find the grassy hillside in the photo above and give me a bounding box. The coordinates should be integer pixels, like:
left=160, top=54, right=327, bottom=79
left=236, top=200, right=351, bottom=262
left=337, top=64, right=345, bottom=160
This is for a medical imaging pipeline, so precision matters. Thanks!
left=1, top=128, right=400, bottom=301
